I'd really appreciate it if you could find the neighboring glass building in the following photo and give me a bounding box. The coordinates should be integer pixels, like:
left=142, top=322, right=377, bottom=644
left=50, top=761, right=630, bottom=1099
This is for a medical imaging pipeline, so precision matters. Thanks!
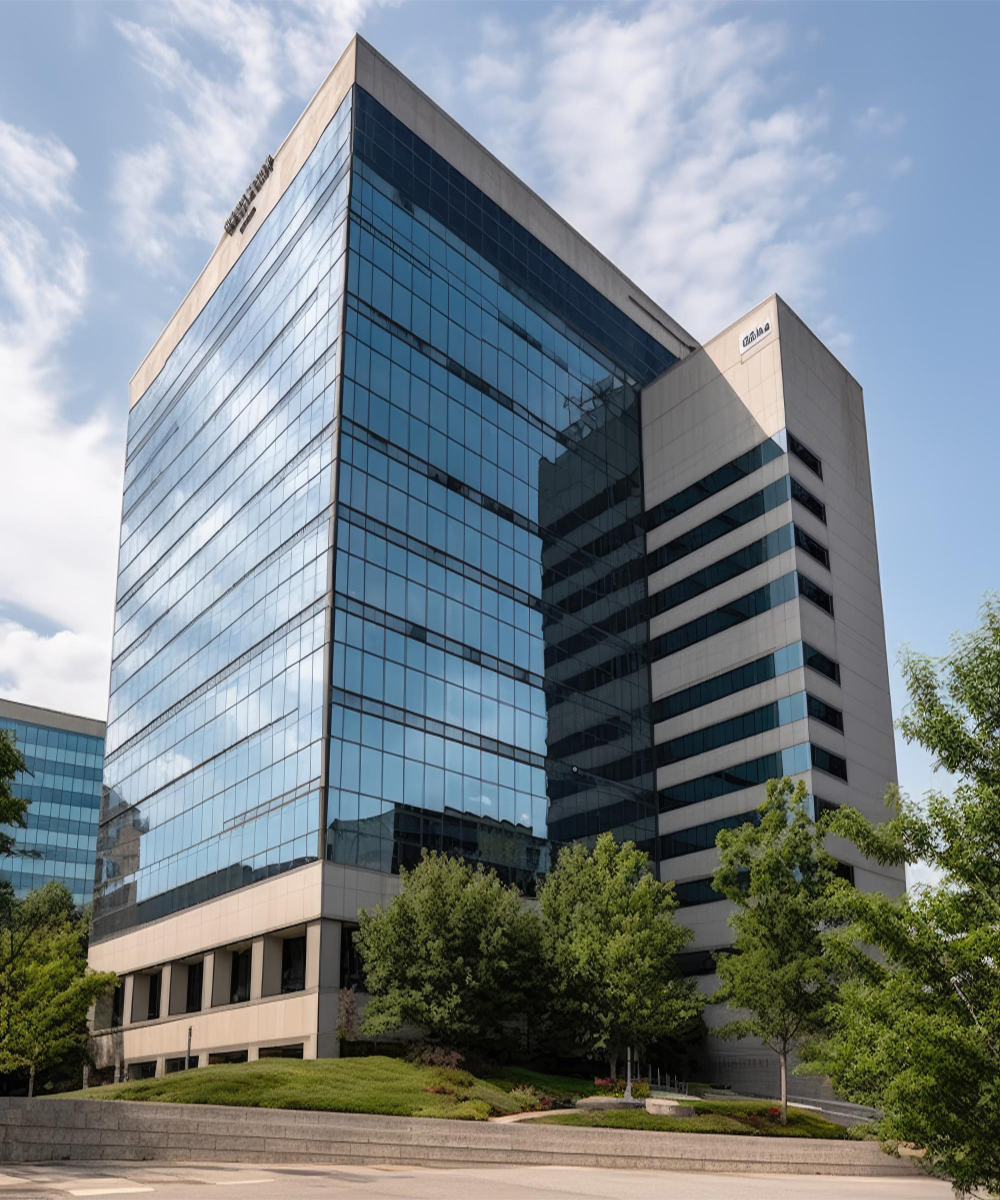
left=0, top=699, right=105, bottom=908
left=89, top=36, right=902, bottom=1081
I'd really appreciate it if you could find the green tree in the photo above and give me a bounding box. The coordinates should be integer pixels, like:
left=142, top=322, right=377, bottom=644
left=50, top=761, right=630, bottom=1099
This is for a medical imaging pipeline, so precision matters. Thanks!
left=355, top=851, right=541, bottom=1053
left=538, top=832, right=702, bottom=1078
left=802, top=597, right=1000, bottom=1193
left=0, top=729, right=29, bottom=858
left=0, top=883, right=117, bottom=1095
left=711, top=777, right=843, bottom=1122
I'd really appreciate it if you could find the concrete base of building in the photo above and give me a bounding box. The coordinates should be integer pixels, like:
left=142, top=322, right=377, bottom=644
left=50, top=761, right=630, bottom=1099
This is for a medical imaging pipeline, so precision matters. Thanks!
left=0, top=1098, right=921, bottom=1177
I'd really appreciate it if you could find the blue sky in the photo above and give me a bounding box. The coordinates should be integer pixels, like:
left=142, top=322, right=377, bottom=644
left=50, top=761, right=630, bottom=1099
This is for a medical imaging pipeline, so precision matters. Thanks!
left=0, top=1, right=996, bottom=859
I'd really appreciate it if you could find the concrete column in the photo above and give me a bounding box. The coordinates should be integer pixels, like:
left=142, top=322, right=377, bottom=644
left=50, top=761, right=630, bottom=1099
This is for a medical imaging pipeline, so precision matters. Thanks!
left=168, top=963, right=188, bottom=1016
left=250, top=937, right=265, bottom=1001
left=158, top=964, right=172, bottom=1020
left=248, top=1045, right=260, bottom=1062
left=202, top=953, right=215, bottom=1011
left=315, top=919, right=342, bottom=1059
left=212, top=951, right=233, bottom=1007
left=130, top=974, right=151, bottom=1023
left=122, top=974, right=135, bottom=1027
left=261, top=936, right=283, bottom=998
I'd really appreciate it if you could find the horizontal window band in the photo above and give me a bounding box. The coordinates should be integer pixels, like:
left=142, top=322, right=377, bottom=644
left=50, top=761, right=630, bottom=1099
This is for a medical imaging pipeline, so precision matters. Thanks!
left=658, top=741, right=847, bottom=811
left=660, top=810, right=761, bottom=858
left=645, top=433, right=786, bottom=532
left=652, top=640, right=840, bottom=724
left=788, top=432, right=823, bottom=479
left=647, top=471, right=826, bottom=576
left=656, top=691, right=843, bottom=768
left=656, top=691, right=812, bottom=767
left=649, top=572, right=796, bottom=662
left=647, top=521, right=829, bottom=619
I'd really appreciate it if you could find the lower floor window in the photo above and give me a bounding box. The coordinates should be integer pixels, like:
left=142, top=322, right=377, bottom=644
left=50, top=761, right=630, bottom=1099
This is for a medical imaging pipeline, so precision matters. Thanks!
left=208, top=1049, right=249, bottom=1065
left=258, top=1044, right=304, bottom=1059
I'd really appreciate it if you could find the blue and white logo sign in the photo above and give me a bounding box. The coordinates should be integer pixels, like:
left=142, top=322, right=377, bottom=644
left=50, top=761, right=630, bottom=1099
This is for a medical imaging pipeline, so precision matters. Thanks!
left=738, top=317, right=773, bottom=355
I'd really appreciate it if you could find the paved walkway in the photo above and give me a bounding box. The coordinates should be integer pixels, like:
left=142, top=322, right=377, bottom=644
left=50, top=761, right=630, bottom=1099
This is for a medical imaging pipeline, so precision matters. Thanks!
left=0, top=1162, right=954, bottom=1199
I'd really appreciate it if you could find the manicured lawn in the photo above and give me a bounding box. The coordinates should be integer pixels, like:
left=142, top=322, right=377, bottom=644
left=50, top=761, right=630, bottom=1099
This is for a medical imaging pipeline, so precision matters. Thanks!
left=538, top=1099, right=846, bottom=1139
left=63, top=1056, right=539, bottom=1121
left=63, top=1059, right=842, bottom=1137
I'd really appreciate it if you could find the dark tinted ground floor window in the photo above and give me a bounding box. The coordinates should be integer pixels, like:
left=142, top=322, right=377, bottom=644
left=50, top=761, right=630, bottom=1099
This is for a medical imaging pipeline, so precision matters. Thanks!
left=340, top=924, right=364, bottom=990
left=128, top=1060, right=156, bottom=1080
left=259, top=1044, right=304, bottom=1059
left=164, top=1057, right=189, bottom=1074
left=230, top=948, right=251, bottom=1004
left=208, top=1050, right=249, bottom=1065
left=186, top=961, right=204, bottom=1013
left=674, top=949, right=720, bottom=976
left=146, top=971, right=161, bottom=1021
left=110, top=982, right=124, bottom=1029
left=835, top=861, right=856, bottom=885
left=281, top=935, right=307, bottom=994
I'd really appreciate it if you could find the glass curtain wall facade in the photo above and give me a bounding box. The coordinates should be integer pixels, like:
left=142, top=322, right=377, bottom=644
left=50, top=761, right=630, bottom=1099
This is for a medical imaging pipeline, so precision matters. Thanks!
left=93, top=92, right=354, bottom=942
left=0, top=708, right=104, bottom=907
left=94, top=80, right=680, bottom=940
left=328, top=88, right=676, bottom=889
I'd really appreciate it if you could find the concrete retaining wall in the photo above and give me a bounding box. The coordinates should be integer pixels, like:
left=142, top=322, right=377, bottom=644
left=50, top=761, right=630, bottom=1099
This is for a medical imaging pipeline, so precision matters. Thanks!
left=0, top=1098, right=916, bottom=1177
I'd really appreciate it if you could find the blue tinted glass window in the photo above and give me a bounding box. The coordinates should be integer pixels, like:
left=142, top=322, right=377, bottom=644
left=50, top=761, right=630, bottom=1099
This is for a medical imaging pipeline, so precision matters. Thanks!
left=645, top=433, right=786, bottom=531
left=327, top=86, right=680, bottom=887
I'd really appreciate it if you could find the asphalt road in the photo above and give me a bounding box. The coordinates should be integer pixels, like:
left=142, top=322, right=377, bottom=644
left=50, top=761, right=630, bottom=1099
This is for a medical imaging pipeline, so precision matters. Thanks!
left=0, top=1162, right=953, bottom=1200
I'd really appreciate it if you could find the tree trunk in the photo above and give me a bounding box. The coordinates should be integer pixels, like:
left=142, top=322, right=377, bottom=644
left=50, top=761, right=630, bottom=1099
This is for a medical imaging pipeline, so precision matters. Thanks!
left=28, top=1065, right=35, bottom=1099
left=779, top=1050, right=788, bottom=1124
left=609, top=1052, right=617, bottom=1081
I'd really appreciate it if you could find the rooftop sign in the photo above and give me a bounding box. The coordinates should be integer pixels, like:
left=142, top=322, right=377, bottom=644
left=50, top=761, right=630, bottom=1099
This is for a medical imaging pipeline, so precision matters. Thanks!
left=738, top=316, right=773, bottom=356
left=224, top=154, right=274, bottom=237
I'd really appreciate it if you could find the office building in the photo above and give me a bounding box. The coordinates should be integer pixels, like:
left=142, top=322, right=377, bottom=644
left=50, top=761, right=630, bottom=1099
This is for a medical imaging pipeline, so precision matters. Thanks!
left=642, top=296, right=905, bottom=1091
left=0, top=699, right=105, bottom=908
left=88, top=36, right=903, bottom=1084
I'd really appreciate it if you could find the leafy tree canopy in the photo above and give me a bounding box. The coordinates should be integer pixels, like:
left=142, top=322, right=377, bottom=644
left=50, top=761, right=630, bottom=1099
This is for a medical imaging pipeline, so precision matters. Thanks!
left=0, top=882, right=117, bottom=1095
left=355, top=851, right=541, bottom=1053
left=802, top=596, right=1000, bottom=1193
left=712, top=777, right=845, bottom=1120
left=538, top=832, right=702, bottom=1078
left=0, top=729, right=28, bottom=859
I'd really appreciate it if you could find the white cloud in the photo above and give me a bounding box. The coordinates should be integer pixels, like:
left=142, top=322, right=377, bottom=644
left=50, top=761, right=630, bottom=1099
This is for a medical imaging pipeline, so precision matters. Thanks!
left=112, top=0, right=384, bottom=273
left=0, top=623, right=112, bottom=719
left=0, top=134, right=122, bottom=722
left=0, top=119, right=78, bottom=212
left=856, top=105, right=905, bottom=136
left=429, top=4, right=896, bottom=340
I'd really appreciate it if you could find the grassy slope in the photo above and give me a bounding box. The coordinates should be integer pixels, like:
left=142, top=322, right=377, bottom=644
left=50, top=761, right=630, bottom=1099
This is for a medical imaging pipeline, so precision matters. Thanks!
left=538, top=1099, right=845, bottom=1139
left=64, top=1059, right=842, bottom=1137
left=64, top=1056, right=532, bottom=1121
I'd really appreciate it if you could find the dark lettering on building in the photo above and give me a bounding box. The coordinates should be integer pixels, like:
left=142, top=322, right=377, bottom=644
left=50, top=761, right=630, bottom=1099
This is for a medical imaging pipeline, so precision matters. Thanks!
left=224, top=155, right=274, bottom=237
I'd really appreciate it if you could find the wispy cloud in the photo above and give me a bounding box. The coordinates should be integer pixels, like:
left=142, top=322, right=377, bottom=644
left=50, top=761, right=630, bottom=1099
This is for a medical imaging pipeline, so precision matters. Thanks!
left=112, top=0, right=384, bottom=274
left=0, top=126, right=122, bottom=719
left=0, top=119, right=78, bottom=213
left=425, top=3, right=900, bottom=340
left=856, top=105, right=906, bottom=136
